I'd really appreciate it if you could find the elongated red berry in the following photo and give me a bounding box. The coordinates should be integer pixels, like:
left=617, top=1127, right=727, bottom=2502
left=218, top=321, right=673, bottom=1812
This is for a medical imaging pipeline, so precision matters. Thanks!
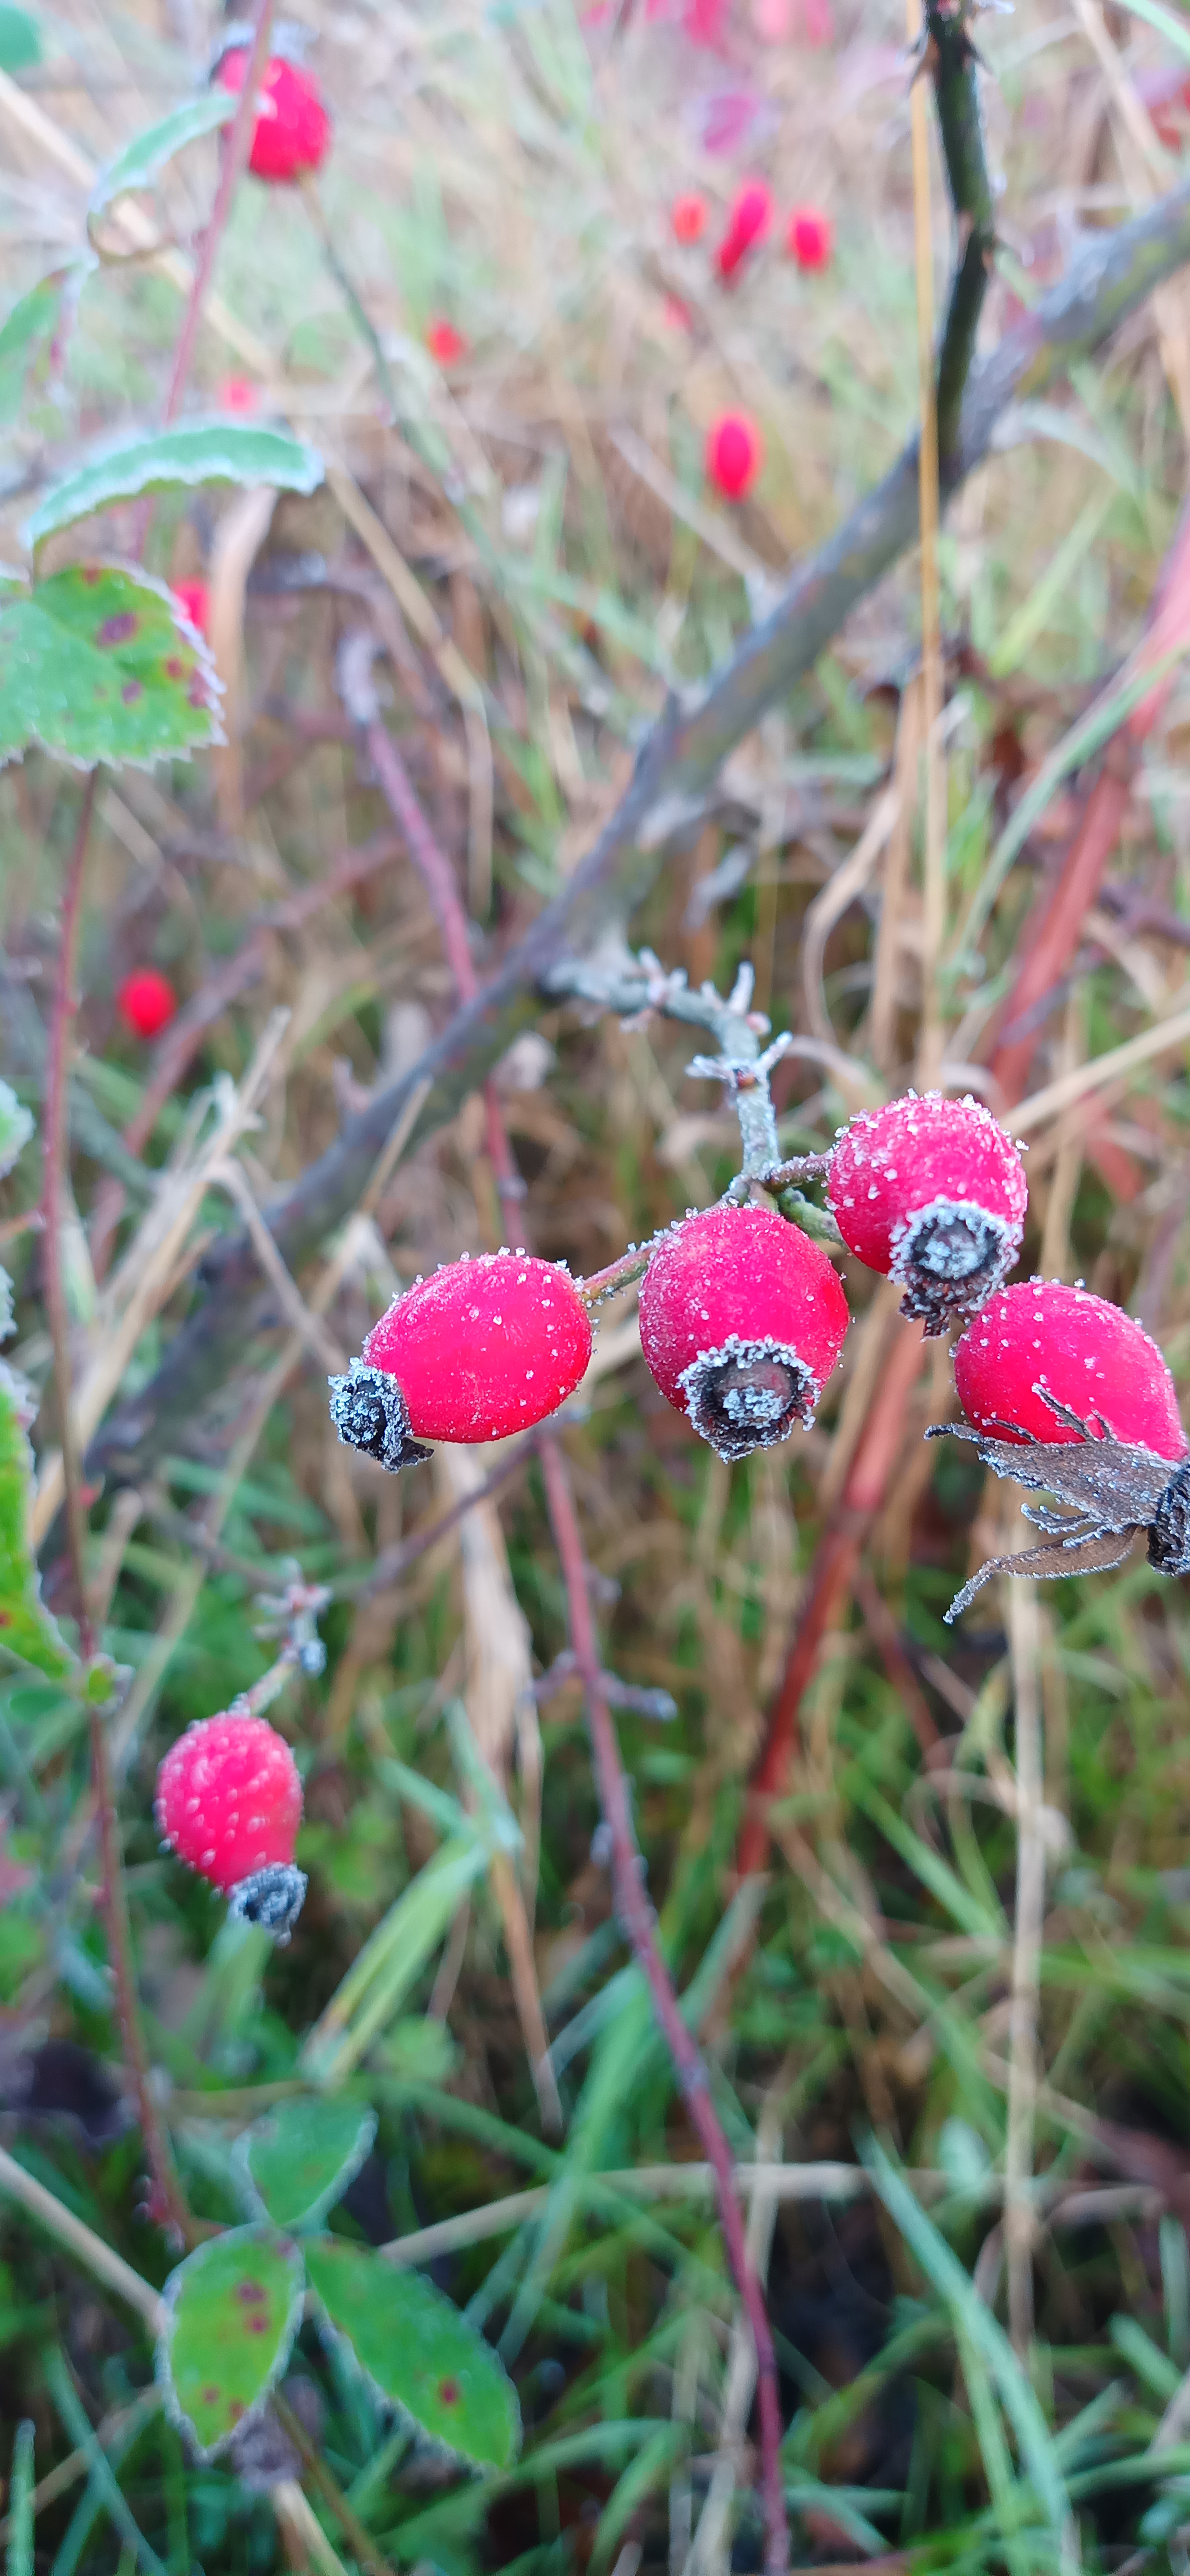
left=639, top=1204, right=848, bottom=1461
left=117, top=967, right=178, bottom=1041
left=156, top=1713, right=306, bottom=1938
left=216, top=51, right=331, bottom=183
left=715, top=178, right=772, bottom=279
left=954, top=1279, right=1188, bottom=1459
left=706, top=411, right=762, bottom=501
left=671, top=191, right=709, bottom=244
left=171, top=578, right=209, bottom=639
left=786, top=204, right=832, bottom=271
left=216, top=374, right=259, bottom=413
left=827, top=1091, right=1027, bottom=1335
left=330, top=1251, right=593, bottom=1467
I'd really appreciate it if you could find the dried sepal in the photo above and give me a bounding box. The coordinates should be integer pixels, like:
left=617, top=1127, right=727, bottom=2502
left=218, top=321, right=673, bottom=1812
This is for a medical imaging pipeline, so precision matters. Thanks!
left=327, top=1359, right=431, bottom=1475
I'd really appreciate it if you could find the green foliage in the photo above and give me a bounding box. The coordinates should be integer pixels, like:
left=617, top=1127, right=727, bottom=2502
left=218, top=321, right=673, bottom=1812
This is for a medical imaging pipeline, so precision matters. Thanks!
left=0, top=272, right=72, bottom=429
left=24, top=423, right=324, bottom=552
left=234, top=2096, right=378, bottom=2231
left=304, top=2235, right=522, bottom=2469
left=89, top=96, right=238, bottom=238
left=3, top=2418, right=33, bottom=2576
left=0, top=1365, right=75, bottom=1681
left=156, top=2227, right=304, bottom=2461
left=0, top=6, right=38, bottom=71
left=0, top=565, right=224, bottom=769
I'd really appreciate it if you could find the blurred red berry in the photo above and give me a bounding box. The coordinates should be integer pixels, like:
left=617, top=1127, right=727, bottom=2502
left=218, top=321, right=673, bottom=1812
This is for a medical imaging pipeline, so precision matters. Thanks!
left=786, top=203, right=833, bottom=270
left=715, top=178, right=772, bottom=279
left=117, top=969, right=178, bottom=1042
left=705, top=411, right=763, bottom=500
left=216, top=50, right=331, bottom=184
left=425, top=318, right=468, bottom=367
left=671, top=191, right=709, bottom=244
left=156, top=1712, right=306, bottom=1939
left=216, top=374, right=259, bottom=412
left=171, top=579, right=210, bottom=639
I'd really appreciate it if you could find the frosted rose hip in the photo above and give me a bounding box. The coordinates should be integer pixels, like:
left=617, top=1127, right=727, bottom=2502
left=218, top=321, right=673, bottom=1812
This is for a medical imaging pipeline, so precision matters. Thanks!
left=828, top=1090, right=1027, bottom=1334
left=216, top=51, right=331, bottom=183
left=639, top=1203, right=848, bottom=1461
left=954, top=1279, right=1188, bottom=1458
left=156, top=1712, right=306, bottom=1938
left=329, top=1252, right=593, bottom=1467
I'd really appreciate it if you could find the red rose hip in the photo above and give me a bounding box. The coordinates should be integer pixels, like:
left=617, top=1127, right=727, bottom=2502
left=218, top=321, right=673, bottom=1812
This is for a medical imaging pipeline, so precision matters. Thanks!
left=216, top=50, right=331, bottom=184
left=715, top=178, right=773, bottom=279
left=171, top=579, right=210, bottom=639
left=329, top=1251, right=593, bottom=1467
left=639, top=1203, right=848, bottom=1461
left=156, top=1712, right=306, bottom=1938
left=828, top=1090, right=1027, bottom=1334
left=671, top=190, right=709, bottom=244
left=706, top=411, right=763, bottom=501
left=117, top=968, right=178, bottom=1041
left=954, top=1279, right=1188, bottom=1459
left=426, top=318, right=468, bottom=366
left=786, top=205, right=833, bottom=271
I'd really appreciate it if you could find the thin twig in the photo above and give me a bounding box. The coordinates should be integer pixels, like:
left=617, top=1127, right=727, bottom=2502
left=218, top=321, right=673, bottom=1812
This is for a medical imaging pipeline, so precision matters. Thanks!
left=537, top=1433, right=789, bottom=2576
left=909, top=0, right=946, bottom=1088
left=161, top=0, right=277, bottom=422
left=271, top=2394, right=397, bottom=2576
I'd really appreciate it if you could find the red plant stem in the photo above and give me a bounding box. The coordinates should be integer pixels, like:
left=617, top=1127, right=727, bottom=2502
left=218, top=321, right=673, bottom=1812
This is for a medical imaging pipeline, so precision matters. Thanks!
left=363, top=716, right=525, bottom=1237
left=42, top=780, right=194, bottom=2248
left=161, top=0, right=277, bottom=424
left=736, top=1320, right=924, bottom=1879
left=537, top=1431, right=790, bottom=2576
left=41, top=776, right=99, bottom=1652
left=985, top=749, right=1134, bottom=1108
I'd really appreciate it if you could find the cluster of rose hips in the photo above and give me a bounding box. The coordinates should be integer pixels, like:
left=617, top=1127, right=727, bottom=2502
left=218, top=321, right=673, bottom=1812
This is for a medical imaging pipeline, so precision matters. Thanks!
left=155, top=1087, right=1189, bottom=1934
left=671, top=177, right=832, bottom=280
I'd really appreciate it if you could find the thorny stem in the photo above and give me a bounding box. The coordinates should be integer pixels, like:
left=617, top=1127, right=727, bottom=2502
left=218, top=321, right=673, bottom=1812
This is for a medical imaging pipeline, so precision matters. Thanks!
left=549, top=953, right=792, bottom=1180
left=925, top=0, right=998, bottom=473
left=537, top=1433, right=790, bottom=2576
left=41, top=779, right=194, bottom=2248
left=162, top=0, right=277, bottom=424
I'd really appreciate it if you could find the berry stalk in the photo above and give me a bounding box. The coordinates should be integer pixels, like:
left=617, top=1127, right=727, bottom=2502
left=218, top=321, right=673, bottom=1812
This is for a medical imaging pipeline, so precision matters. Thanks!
left=537, top=1433, right=790, bottom=2576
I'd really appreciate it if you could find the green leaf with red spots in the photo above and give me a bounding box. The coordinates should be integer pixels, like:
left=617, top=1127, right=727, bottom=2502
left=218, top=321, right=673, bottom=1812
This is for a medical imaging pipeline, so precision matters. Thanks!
left=304, top=2236, right=521, bottom=2469
left=0, top=563, right=224, bottom=771
left=0, top=1362, right=76, bottom=1682
left=157, top=2226, right=304, bottom=2462
left=24, top=421, right=323, bottom=551
left=234, top=2096, right=378, bottom=2232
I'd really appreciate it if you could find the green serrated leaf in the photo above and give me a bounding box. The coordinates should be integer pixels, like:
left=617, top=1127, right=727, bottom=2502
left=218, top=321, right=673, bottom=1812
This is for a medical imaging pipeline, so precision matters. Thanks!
left=234, top=2097, right=378, bottom=2232
left=0, top=1363, right=74, bottom=1681
left=0, top=563, right=224, bottom=771
left=24, top=422, right=324, bottom=551
left=0, top=1080, right=32, bottom=1184
left=0, top=273, right=69, bottom=430
left=156, top=2226, right=304, bottom=2462
left=89, top=94, right=238, bottom=229
left=304, top=2236, right=521, bottom=2470
left=0, top=6, right=39, bottom=72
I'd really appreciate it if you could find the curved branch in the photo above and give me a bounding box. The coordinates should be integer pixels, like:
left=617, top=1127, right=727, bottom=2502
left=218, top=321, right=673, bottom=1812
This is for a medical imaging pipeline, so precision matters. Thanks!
left=90, top=181, right=1190, bottom=1484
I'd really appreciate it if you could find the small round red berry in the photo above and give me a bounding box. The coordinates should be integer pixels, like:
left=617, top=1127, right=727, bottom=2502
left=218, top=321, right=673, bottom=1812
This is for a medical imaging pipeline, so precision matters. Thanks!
left=117, top=968, right=178, bottom=1042
left=705, top=411, right=763, bottom=501
left=171, top=578, right=210, bottom=640
left=216, top=51, right=331, bottom=184
left=155, top=1712, right=306, bottom=1939
left=954, top=1279, right=1188, bottom=1459
left=638, top=1203, right=848, bottom=1461
left=671, top=190, right=709, bottom=244
left=786, top=204, right=833, bottom=271
left=827, top=1091, right=1027, bottom=1334
left=216, top=374, right=259, bottom=413
left=330, top=1251, right=593, bottom=1465
left=715, top=178, right=773, bottom=279
left=425, top=318, right=468, bottom=367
